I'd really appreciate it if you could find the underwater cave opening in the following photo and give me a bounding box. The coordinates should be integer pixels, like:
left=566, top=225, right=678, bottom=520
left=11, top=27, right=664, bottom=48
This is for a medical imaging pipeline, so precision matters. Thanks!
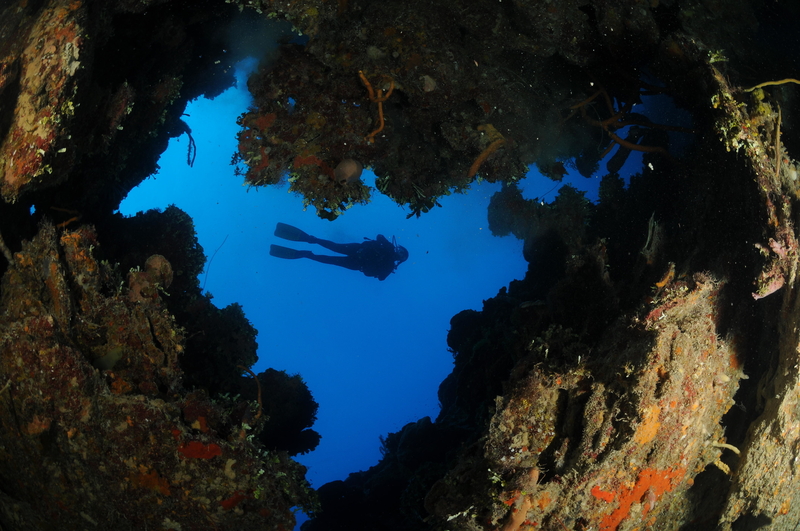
left=117, top=55, right=533, bottom=523
left=116, top=48, right=695, bottom=529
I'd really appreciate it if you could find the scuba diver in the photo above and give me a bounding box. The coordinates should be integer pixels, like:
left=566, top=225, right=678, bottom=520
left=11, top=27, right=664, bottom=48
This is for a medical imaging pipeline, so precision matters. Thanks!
left=269, top=222, right=409, bottom=281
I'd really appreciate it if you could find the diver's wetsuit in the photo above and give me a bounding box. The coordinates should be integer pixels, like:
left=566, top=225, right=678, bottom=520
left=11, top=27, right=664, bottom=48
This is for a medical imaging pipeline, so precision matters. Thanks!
left=271, top=223, right=408, bottom=280
left=306, top=235, right=397, bottom=280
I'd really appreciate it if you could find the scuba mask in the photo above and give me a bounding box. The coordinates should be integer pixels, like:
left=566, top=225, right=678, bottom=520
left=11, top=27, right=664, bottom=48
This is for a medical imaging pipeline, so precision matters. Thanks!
left=392, top=236, right=409, bottom=264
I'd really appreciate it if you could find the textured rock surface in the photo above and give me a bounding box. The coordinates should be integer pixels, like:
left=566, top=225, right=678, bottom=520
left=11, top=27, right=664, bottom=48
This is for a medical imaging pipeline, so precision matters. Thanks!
left=0, top=224, right=316, bottom=530
left=300, top=17, right=800, bottom=531
left=2, top=0, right=800, bottom=530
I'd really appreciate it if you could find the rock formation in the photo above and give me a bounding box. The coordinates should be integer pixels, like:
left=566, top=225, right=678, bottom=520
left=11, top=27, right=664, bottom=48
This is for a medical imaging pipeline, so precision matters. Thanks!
left=2, top=0, right=800, bottom=530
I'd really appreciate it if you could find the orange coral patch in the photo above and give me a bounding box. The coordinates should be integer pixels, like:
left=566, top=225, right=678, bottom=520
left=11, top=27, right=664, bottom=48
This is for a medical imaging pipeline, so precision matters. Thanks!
left=633, top=405, right=661, bottom=445
left=130, top=469, right=171, bottom=496
left=779, top=498, right=791, bottom=515
left=111, top=376, right=133, bottom=395
left=254, top=113, right=277, bottom=131
left=293, top=155, right=324, bottom=168
left=599, top=467, right=685, bottom=531
left=503, top=493, right=519, bottom=506
left=591, top=485, right=615, bottom=503
left=25, top=415, right=52, bottom=435
left=221, top=491, right=248, bottom=510
left=534, top=491, right=552, bottom=511
left=178, top=440, right=222, bottom=459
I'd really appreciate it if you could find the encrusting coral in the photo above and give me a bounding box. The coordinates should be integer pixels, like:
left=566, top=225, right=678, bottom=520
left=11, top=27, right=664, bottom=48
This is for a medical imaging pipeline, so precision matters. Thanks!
left=0, top=222, right=318, bottom=530
left=4, top=0, right=800, bottom=530
left=429, top=273, right=743, bottom=531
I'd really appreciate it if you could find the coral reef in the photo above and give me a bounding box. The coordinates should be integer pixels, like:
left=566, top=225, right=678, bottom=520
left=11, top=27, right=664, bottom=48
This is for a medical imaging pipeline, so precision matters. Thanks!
left=0, top=223, right=317, bottom=530
left=0, top=0, right=86, bottom=199
left=429, top=273, right=743, bottom=531
left=230, top=0, right=760, bottom=219
left=3, top=0, right=800, bottom=530
left=298, top=16, right=800, bottom=531
left=252, top=368, right=321, bottom=457
left=234, top=45, right=374, bottom=220
left=98, top=206, right=322, bottom=456
left=0, top=0, right=255, bottom=226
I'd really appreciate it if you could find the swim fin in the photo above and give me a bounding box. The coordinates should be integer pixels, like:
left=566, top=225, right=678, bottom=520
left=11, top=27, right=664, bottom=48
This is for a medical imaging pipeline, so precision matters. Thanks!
left=274, top=222, right=313, bottom=242
left=269, top=244, right=309, bottom=259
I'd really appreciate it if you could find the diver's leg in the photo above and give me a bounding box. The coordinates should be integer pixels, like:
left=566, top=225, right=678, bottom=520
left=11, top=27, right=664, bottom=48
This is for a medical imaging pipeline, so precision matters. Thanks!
left=305, top=254, right=361, bottom=271
left=270, top=245, right=313, bottom=259
left=274, top=223, right=315, bottom=242
left=310, top=239, right=362, bottom=257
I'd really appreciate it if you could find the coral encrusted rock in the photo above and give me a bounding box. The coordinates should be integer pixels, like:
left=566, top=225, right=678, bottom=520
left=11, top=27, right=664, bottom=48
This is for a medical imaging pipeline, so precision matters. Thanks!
left=0, top=223, right=316, bottom=530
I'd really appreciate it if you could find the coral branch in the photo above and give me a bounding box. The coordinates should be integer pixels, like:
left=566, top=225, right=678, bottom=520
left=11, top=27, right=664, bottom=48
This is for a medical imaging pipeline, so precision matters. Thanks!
left=358, top=70, right=375, bottom=101
left=0, top=231, right=12, bottom=263
left=468, top=124, right=507, bottom=178
left=468, top=139, right=505, bottom=177
left=368, top=102, right=386, bottom=143
left=607, top=131, right=670, bottom=156
left=359, top=71, right=394, bottom=143
left=500, top=496, right=532, bottom=531
left=569, top=89, right=603, bottom=110
left=186, top=130, right=197, bottom=167
left=744, top=78, right=800, bottom=92
left=567, top=83, right=685, bottom=161
left=775, top=105, right=782, bottom=182
left=712, top=441, right=741, bottom=455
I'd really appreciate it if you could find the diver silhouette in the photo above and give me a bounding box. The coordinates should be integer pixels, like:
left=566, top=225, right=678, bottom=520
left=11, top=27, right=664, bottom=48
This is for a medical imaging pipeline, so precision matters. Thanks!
left=269, top=222, right=409, bottom=281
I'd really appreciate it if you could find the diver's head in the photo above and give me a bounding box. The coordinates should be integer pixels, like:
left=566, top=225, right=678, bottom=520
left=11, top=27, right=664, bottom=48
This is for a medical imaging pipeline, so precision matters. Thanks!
left=395, top=245, right=409, bottom=264
left=391, top=236, right=408, bottom=264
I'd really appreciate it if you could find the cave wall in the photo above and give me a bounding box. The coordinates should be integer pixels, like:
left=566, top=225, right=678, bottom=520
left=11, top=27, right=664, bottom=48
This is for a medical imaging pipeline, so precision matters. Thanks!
left=3, top=0, right=800, bottom=530
left=0, top=1, right=321, bottom=529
